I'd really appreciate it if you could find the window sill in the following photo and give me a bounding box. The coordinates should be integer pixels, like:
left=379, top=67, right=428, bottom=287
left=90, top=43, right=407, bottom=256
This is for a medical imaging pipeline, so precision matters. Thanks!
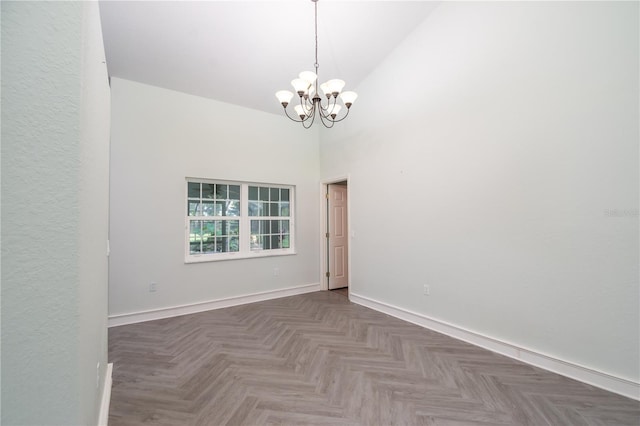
left=185, top=249, right=297, bottom=264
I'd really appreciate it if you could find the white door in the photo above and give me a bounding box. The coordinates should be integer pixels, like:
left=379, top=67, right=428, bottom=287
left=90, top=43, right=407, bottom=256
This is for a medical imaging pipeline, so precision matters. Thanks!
left=328, top=184, right=348, bottom=289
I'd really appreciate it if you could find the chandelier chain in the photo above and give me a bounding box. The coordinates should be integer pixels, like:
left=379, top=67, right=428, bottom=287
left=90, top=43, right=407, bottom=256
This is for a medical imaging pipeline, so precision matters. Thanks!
left=314, top=0, right=319, bottom=71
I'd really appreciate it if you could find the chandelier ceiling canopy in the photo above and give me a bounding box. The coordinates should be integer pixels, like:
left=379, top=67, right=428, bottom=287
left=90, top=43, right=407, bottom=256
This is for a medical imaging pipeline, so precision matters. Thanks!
left=275, top=0, right=358, bottom=129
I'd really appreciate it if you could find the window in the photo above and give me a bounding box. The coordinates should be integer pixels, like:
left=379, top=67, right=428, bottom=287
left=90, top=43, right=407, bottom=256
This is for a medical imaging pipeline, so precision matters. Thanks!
left=187, top=182, right=240, bottom=255
left=248, top=186, right=291, bottom=251
left=186, top=179, right=294, bottom=262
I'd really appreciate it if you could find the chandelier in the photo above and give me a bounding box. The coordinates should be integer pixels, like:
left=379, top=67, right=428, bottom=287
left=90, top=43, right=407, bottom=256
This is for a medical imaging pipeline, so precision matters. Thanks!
left=275, top=0, right=357, bottom=129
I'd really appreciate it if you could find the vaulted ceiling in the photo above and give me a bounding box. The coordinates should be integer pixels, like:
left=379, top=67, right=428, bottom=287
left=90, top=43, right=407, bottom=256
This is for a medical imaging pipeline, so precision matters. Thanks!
left=99, top=1, right=439, bottom=115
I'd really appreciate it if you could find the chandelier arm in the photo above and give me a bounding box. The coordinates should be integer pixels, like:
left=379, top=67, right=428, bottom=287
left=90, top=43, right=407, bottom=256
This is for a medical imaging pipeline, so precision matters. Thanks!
left=302, top=96, right=314, bottom=111
left=318, top=97, right=338, bottom=115
left=292, top=95, right=315, bottom=120
left=282, top=107, right=307, bottom=123
left=318, top=113, right=336, bottom=128
left=326, top=106, right=351, bottom=123
left=302, top=107, right=317, bottom=129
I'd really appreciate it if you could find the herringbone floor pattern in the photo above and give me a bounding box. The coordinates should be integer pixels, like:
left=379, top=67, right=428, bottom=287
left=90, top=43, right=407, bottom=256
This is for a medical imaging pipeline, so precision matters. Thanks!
left=109, top=291, right=640, bottom=425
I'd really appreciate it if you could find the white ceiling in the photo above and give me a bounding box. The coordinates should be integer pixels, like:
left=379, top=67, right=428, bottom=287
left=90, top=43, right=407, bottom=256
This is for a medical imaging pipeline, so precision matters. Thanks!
left=99, top=1, right=439, bottom=115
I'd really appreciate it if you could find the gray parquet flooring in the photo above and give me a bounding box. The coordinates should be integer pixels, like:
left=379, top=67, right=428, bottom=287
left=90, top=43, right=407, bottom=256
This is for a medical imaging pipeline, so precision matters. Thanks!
left=331, top=287, right=349, bottom=298
left=109, top=291, right=640, bottom=425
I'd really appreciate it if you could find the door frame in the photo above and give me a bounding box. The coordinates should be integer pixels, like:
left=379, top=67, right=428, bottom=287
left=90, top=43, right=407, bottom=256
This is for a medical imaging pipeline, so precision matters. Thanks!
left=319, top=175, right=351, bottom=291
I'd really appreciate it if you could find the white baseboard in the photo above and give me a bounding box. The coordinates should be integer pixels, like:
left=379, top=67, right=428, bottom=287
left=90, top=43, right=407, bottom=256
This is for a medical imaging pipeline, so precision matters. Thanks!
left=108, top=283, right=321, bottom=327
left=349, top=292, right=639, bottom=401
left=97, top=363, right=113, bottom=426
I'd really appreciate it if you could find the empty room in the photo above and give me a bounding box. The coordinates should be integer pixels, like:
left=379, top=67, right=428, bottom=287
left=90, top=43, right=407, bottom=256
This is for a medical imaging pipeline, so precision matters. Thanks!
left=2, top=1, right=639, bottom=425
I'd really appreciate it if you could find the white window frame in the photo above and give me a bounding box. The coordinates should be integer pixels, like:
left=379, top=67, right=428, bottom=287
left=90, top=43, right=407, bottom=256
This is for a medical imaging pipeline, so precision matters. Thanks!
left=185, top=178, right=295, bottom=263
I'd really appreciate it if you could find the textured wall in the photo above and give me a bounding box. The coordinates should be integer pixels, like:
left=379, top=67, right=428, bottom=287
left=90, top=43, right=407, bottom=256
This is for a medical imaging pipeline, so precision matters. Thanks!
left=77, top=1, right=112, bottom=423
left=1, top=2, right=110, bottom=424
left=320, top=2, right=639, bottom=382
left=108, top=78, right=320, bottom=316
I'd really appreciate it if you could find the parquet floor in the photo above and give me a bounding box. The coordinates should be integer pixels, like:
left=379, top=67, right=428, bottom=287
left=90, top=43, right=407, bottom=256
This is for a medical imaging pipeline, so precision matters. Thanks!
left=108, top=291, right=640, bottom=425
left=331, top=287, right=349, bottom=298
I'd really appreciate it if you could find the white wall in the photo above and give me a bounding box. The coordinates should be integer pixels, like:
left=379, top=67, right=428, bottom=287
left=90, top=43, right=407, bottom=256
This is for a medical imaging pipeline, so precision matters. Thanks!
left=321, top=2, right=639, bottom=383
left=1, top=1, right=111, bottom=424
left=78, top=2, right=112, bottom=423
left=109, top=78, right=320, bottom=316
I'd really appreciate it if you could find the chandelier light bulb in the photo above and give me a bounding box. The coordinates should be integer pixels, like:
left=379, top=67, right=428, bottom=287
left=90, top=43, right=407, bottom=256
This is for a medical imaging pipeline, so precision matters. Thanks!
left=320, top=82, right=331, bottom=98
left=326, top=79, right=346, bottom=96
left=328, top=104, right=342, bottom=119
left=339, top=91, right=358, bottom=108
left=306, top=84, right=316, bottom=97
left=294, top=105, right=308, bottom=119
left=291, top=78, right=310, bottom=96
left=275, top=90, right=294, bottom=107
left=299, top=71, right=318, bottom=87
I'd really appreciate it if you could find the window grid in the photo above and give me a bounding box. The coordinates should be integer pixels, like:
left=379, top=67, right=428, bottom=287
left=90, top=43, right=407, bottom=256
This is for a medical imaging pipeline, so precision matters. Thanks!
left=187, top=182, right=241, bottom=255
left=186, top=180, right=294, bottom=262
left=248, top=186, right=291, bottom=251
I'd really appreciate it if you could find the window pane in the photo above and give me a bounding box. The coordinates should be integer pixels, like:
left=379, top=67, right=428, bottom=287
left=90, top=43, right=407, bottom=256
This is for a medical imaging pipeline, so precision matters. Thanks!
left=281, top=188, right=289, bottom=201
left=249, top=201, right=260, bottom=216
left=225, top=200, right=240, bottom=216
left=216, top=184, right=228, bottom=199
left=264, top=237, right=271, bottom=250
left=271, top=220, right=280, bottom=233
left=201, top=201, right=214, bottom=216
left=251, top=220, right=260, bottom=234
left=222, top=221, right=233, bottom=236
left=280, top=202, right=290, bottom=217
left=229, top=237, right=239, bottom=252
left=250, top=234, right=260, bottom=250
left=217, top=237, right=228, bottom=252
left=215, top=221, right=223, bottom=236
left=203, top=242, right=215, bottom=253
left=188, top=201, right=201, bottom=216
left=281, top=220, right=290, bottom=234
left=270, top=188, right=280, bottom=201
left=202, top=221, right=215, bottom=240
left=190, top=242, right=202, bottom=254
left=271, top=235, right=281, bottom=249
left=249, top=186, right=259, bottom=201
left=188, top=182, right=201, bottom=198
left=270, top=202, right=279, bottom=217
left=282, top=234, right=290, bottom=248
left=259, top=187, right=269, bottom=201
left=214, top=201, right=224, bottom=216
left=190, top=221, right=201, bottom=241
left=262, top=220, right=270, bottom=234
left=229, top=185, right=240, bottom=200
left=202, top=184, right=215, bottom=199
left=229, top=221, right=239, bottom=235
left=190, top=220, right=202, bottom=254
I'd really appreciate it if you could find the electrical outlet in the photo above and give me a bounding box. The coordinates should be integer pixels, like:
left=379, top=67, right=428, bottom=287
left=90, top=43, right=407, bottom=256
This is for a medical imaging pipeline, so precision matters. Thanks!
left=150, top=282, right=157, bottom=292
left=423, top=285, right=430, bottom=295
